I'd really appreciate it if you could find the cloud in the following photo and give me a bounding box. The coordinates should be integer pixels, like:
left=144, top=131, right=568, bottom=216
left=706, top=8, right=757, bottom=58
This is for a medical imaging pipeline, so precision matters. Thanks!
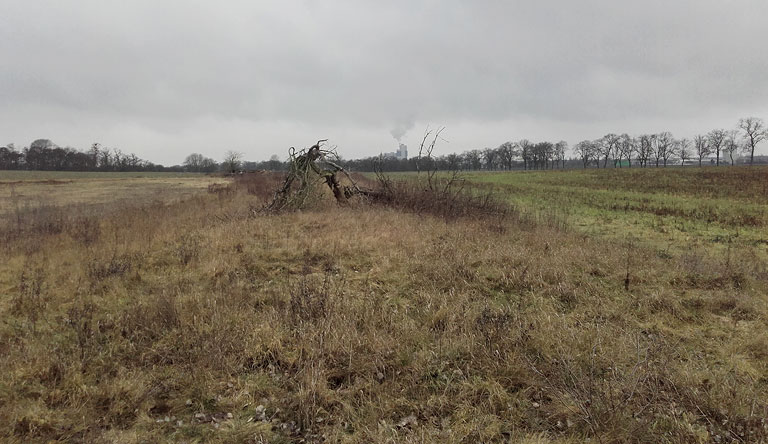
left=1, top=0, right=767, bottom=164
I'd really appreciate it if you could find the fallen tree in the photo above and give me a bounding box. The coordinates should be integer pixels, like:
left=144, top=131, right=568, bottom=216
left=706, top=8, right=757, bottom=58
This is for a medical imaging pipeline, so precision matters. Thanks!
left=261, top=134, right=509, bottom=222
left=263, top=139, right=366, bottom=212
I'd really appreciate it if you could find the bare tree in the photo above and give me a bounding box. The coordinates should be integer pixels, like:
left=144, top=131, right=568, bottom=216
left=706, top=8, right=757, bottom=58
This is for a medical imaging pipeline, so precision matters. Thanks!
left=693, top=134, right=710, bottom=166
left=649, top=134, right=663, bottom=167
left=657, top=132, right=675, bottom=167
left=618, top=134, right=634, bottom=168
left=637, top=135, right=653, bottom=167
left=531, top=142, right=553, bottom=169
left=707, top=129, right=726, bottom=166
left=497, top=141, right=518, bottom=170
left=184, top=153, right=205, bottom=171
left=463, top=149, right=483, bottom=170
left=575, top=140, right=596, bottom=168
left=482, top=148, right=498, bottom=170
left=677, top=138, right=691, bottom=166
left=723, top=130, right=740, bottom=165
left=738, top=117, right=766, bottom=165
left=554, top=141, right=568, bottom=169
left=184, top=153, right=217, bottom=172
left=98, top=147, right=112, bottom=170
left=222, top=150, right=244, bottom=173
left=599, top=134, right=621, bottom=168
left=518, top=139, right=531, bottom=170
left=87, top=143, right=100, bottom=170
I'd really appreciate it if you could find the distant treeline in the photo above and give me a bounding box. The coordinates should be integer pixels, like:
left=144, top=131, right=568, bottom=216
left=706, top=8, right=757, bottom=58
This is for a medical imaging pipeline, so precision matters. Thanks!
left=3, top=116, right=766, bottom=173
left=0, top=139, right=188, bottom=172
left=246, top=117, right=768, bottom=173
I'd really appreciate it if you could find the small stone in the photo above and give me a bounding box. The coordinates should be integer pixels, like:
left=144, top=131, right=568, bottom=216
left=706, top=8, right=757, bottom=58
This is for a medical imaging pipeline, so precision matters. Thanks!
left=164, top=416, right=171, bottom=422
left=226, top=412, right=234, bottom=419
left=532, top=402, right=540, bottom=408
left=176, top=420, right=183, bottom=426
left=376, top=372, right=384, bottom=381
left=397, top=415, right=418, bottom=428
left=254, top=404, right=267, bottom=421
left=185, top=399, right=192, bottom=406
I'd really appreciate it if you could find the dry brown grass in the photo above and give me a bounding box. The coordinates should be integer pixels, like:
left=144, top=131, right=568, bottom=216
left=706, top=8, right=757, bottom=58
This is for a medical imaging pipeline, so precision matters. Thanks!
left=0, top=173, right=220, bottom=218
left=0, top=172, right=766, bottom=443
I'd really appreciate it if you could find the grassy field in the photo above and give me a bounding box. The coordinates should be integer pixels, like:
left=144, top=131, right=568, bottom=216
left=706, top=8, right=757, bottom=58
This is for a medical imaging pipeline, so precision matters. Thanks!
left=462, top=166, right=768, bottom=259
left=0, top=171, right=208, bottom=180
left=0, top=169, right=766, bottom=443
left=0, top=171, right=224, bottom=219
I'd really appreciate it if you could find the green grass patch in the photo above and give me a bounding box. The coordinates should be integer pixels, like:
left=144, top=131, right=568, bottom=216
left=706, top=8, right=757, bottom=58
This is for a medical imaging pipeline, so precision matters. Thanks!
left=457, top=167, right=768, bottom=258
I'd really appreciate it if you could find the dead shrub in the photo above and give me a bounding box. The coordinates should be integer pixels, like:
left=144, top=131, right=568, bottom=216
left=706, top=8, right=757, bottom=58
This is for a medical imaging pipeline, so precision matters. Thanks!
left=119, top=292, right=180, bottom=346
left=174, top=233, right=201, bottom=266
left=12, top=265, right=47, bottom=332
left=289, top=274, right=334, bottom=326
left=87, top=254, right=133, bottom=281
left=233, top=171, right=286, bottom=201
left=68, top=216, right=101, bottom=246
left=66, top=298, right=97, bottom=367
left=369, top=178, right=512, bottom=222
left=2, top=204, right=68, bottom=242
left=475, top=306, right=516, bottom=350
left=526, top=329, right=711, bottom=442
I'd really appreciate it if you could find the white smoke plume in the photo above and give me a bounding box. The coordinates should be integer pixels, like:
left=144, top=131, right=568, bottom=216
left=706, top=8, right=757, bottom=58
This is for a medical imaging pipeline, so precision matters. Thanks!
left=389, top=119, right=415, bottom=142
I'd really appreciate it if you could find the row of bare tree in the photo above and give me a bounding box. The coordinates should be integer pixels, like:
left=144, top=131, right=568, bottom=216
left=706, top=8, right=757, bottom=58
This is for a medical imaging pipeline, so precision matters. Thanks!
left=573, top=117, right=767, bottom=168
left=4, top=118, right=765, bottom=173
left=0, top=140, right=156, bottom=172
left=341, top=117, right=766, bottom=172
left=336, top=141, right=569, bottom=172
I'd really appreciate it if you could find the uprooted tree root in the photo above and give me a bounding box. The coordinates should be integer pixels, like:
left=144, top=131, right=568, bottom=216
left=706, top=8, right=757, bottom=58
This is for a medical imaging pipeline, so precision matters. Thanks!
left=262, top=139, right=367, bottom=213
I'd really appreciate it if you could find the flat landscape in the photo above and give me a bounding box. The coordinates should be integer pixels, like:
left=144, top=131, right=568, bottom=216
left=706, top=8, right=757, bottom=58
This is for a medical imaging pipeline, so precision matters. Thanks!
left=463, top=167, right=768, bottom=259
left=0, top=171, right=221, bottom=219
left=1, top=168, right=767, bottom=443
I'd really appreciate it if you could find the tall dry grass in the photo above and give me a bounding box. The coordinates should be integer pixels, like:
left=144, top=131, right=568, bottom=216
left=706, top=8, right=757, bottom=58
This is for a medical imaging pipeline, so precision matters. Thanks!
left=0, top=172, right=766, bottom=443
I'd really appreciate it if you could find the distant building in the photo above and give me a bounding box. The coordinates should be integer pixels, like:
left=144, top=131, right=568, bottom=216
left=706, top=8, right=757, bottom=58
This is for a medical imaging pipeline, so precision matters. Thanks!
left=381, top=143, right=408, bottom=160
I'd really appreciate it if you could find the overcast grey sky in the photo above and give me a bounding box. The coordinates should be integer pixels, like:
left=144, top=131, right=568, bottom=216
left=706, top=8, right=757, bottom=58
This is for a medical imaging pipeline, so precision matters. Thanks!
left=1, top=0, right=767, bottom=164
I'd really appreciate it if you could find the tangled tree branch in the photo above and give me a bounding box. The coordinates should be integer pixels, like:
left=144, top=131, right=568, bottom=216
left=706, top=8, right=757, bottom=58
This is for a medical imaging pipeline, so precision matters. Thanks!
left=263, top=139, right=367, bottom=213
left=260, top=131, right=508, bottom=222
